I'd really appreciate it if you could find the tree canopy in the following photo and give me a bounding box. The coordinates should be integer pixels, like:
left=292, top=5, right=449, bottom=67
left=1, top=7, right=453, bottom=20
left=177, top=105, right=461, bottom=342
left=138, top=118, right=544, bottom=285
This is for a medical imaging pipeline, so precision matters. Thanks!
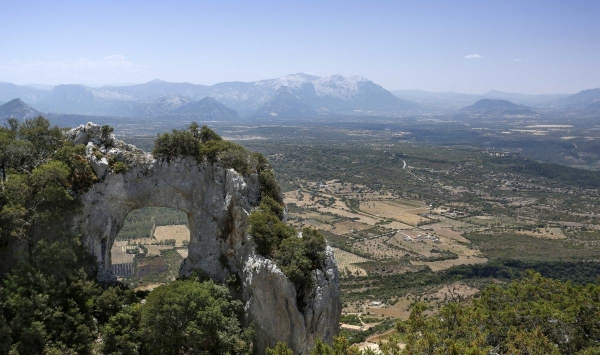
left=140, top=279, right=254, bottom=355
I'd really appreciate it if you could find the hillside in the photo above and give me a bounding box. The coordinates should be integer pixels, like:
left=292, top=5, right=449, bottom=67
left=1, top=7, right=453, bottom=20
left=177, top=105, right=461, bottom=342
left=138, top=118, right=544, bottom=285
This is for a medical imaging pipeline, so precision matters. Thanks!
left=0, top=82, right=49, bottom=104
left=253, top=87, right=318, bottom=118
left=174, top=96, right=240, bottom=120
left=555, top=87, right=600, bottom=108
left=460, top=98, right=536, bottom=115
left=0, top=98, right=42, bottom=120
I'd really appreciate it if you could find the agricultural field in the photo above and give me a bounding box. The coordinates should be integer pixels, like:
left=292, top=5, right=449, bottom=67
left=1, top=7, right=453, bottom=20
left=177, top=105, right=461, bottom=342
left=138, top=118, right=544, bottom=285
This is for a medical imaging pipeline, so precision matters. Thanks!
left=154, top=225, right=190, bottom=246
left=112, top=207, right=191, bottom=287
left=236, top=122, right=600, bottom=340
left=332, top=247, right=370, bottom=277
left=121, top=121, right=600, bottom=341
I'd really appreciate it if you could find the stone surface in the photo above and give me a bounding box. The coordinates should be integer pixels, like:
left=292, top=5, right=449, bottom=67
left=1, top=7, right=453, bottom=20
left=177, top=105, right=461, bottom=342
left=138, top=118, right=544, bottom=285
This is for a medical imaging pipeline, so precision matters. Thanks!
left=67, top=123, right=341, bottom=354
left=243, top=247, right=341, bottom=353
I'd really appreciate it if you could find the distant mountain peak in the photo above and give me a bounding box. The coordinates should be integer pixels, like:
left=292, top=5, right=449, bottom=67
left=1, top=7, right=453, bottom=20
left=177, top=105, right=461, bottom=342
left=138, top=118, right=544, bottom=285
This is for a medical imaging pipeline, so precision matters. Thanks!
left=175, top=96, right=239, bottom=120
left=199, top=96, right=219, bottom=103
left=8, top=98, right=26, bottom=105
left=484, top=89, right=507, bottom=96
left=291, top=73, right=321, bottom=80
left=461, top=99, right=535, bottom=115
left=0, top=98, right=41, bottom=120
left=148, top=78, right=167, bottom=84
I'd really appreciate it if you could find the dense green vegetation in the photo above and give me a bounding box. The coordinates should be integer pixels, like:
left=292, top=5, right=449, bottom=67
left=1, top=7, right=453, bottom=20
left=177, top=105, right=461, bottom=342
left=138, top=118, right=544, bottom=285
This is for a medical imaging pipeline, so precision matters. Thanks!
left=129, top=280, right=253, bottom=355
left=466, top=232, right=600, bottom=262
left=248, top=197, right=327, bottom=296
left=153, top=122, right=268, bottom=177
left=395, top=272, right=600, bottom=354
left=269, top=273, right=600, bottom=354
left=342, top=259, right=600, bottom=304
left=267, top=337, right=368, bottom=355
left=0, top=118, right=257, bottom=354
left=0, top=117, right=97, bottom=272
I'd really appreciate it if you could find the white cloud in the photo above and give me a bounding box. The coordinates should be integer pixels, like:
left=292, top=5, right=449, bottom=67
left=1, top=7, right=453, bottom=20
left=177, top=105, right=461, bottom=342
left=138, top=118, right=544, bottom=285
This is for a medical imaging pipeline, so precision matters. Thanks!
left=514, top=58, right=523, bottom=62
left=464, top=54, right=482, bottom=59
left=0, top=55, right=150, bottom=85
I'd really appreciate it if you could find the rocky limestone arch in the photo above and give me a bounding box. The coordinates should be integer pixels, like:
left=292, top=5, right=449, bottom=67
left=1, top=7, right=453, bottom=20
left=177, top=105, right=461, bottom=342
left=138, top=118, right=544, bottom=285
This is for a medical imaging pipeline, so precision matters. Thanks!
left=68, top=123, right=341, bottom=354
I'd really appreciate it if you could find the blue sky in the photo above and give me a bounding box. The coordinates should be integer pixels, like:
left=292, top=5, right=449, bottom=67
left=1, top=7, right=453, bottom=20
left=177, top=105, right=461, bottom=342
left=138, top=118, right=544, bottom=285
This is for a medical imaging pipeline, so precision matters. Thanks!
left=1, top=0, right=599, bottom=94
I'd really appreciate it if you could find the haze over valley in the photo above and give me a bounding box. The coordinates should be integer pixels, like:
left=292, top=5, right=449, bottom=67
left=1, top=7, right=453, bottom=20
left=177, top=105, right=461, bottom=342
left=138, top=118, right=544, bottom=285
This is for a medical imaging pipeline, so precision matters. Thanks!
left=2, top=1, right=600, bottom=354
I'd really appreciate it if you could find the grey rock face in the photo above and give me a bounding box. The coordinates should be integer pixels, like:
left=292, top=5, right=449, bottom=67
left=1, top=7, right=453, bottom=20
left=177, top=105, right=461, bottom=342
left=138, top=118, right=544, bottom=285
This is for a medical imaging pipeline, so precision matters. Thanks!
left=67, top=123, right=340, bottom=354
left=243, top=248, right=341, bottom=354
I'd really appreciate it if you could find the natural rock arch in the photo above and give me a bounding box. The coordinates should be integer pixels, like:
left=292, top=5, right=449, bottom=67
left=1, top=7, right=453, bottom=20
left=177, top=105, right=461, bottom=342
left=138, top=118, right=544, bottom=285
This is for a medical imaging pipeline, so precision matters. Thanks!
left=68, top=123, right=341, bottom=354
left=75, top=155, right=257, bottom=283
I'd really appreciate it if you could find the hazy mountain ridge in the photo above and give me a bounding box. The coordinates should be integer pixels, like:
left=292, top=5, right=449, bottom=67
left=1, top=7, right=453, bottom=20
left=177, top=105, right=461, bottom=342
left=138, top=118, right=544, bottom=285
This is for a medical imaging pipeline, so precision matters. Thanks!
left=555, top=88, right=600, bottom=108
left=253, top=86, right=318, bottom=118
left=2, top=77, right=599, bottom=118
left=460, top=99, right=536, bottom=115
left=173, top=97, right=239, bottom=120
left=482, top=90, right=568, bottom=107
left=392, top=89, right=570, bottom=112
left=0, top=82, right=50, bottom=105
left=391, top=90, right=482, bottom=111
left=0, top=74, right=418, bottom=118
left=0, top=99, right=42, bottom=120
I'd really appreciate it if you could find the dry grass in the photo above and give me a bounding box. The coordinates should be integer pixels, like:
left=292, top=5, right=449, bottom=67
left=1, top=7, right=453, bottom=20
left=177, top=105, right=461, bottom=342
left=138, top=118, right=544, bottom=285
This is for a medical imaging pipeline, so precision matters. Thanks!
left=411, top=255, right=488, bottom=272
left=516, top=227, right=566, bottom=239
left=361, top=201, right=430, bottom=226
left=154, top=225, right=190, bottom=245
left=134, top=283, right=163, bottom=292
left=345, top=282, right=480, bottom=320
left=330, top=220, right=372, bottom=235
left=145, top=245, right=172, bottom=257
left=352, top=237, right=407, bottom=260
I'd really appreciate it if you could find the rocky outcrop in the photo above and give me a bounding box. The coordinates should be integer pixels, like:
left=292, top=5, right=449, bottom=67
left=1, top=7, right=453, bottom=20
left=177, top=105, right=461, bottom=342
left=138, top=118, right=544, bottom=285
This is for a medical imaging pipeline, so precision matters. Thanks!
left=243, top=248, right=341, bottom=353
left=67, top=123, right=341, bottom=354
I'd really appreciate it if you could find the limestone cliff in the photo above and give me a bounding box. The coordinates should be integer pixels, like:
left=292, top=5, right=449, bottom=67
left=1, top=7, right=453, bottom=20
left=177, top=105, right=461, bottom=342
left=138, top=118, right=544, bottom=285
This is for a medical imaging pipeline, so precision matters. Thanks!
left=67, top=122, right=341, bottom=354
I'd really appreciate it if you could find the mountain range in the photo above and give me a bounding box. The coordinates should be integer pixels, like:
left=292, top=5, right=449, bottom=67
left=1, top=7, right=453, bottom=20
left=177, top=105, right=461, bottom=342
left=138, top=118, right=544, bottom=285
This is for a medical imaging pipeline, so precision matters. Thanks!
left=1, top=74, right=599, bottom=120
left=0, top=74, right=417, bottom=119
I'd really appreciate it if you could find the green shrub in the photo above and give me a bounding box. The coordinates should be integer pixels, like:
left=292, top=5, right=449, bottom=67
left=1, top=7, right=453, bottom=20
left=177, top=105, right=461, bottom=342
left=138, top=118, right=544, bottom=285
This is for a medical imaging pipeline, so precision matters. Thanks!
left=219, top=142, right=252, bottom=174
left=153, top=128, right=200, bottom=162
left=113, top=161, right=128, bottom=174
left=101, top=125, right=114, bottom=140
left=140, top=279, right=254, bottom=355
left=301, top=228, right=327, bottom=269
left=277, top=237, right=314, bottom=290
left=248, top=199, right=327, bottom=296
left=248, top=210, right=295, bottom=257
left=152, top=123, right=262, bottom=177
left=259, top=169, right=282, bottom=203
left=259, top=195, right=285, bottom=220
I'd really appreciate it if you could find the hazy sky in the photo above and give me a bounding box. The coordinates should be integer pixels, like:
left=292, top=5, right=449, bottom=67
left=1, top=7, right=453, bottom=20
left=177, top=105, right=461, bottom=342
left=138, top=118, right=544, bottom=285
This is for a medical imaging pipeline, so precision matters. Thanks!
left=1, top=0, right=599, bottom=94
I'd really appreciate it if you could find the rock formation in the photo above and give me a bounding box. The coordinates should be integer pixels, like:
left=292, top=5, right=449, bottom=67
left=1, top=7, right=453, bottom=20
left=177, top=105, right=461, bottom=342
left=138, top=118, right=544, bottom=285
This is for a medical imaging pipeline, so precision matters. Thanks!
left=67, top=122, right=341, bottom=354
